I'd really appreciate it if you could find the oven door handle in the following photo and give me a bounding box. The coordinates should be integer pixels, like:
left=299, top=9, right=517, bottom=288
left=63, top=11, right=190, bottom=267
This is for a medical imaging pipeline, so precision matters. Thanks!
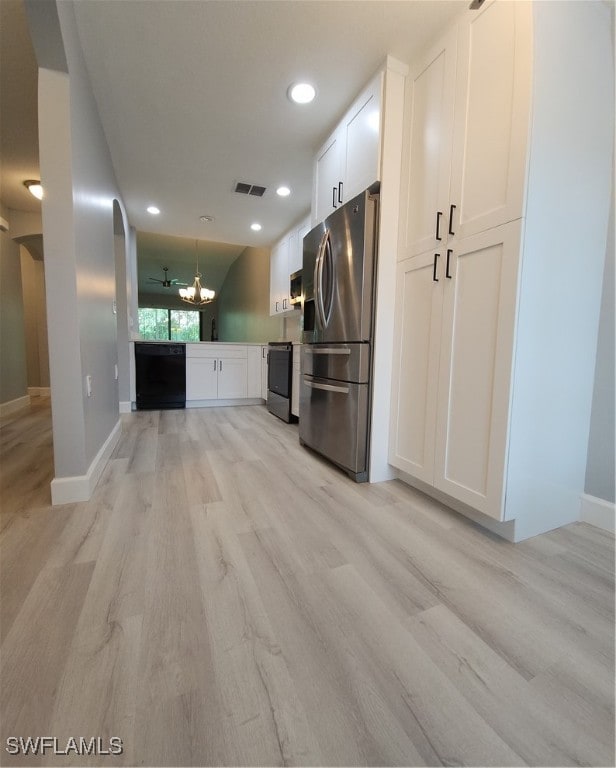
left=304, top=379, right=349, bottom=395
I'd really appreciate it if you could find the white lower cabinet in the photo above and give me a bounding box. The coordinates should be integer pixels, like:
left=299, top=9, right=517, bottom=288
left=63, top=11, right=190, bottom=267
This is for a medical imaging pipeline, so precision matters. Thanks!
left=186, top=344, right=251, bottom=402
left=247, top=346, right=263, bottom=399
left=186, top=356, right=219, bottom=400
left=217, top=358, right=248, bottom=399
left=389, top=220, right=521, bottom=521
left=260, top=345, right=268, bottom=400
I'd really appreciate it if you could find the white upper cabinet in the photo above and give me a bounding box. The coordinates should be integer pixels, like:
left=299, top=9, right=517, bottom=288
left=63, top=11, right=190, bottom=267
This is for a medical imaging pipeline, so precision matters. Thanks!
left=342, top=79, right=382, bottom=203
left=313, top=131, right=343, bottom=225
left=450, top=0, right=531, bottom=240
left=399, top=1, right=531, bottom=259
left=269, top=237, right=290, bottom=315
left=294, top=220, right=310, bottom=273
left=312, top=72, right=383, bottom=226
left=269, top=214, right=310, bottom=316
left=399, top=26, right=457, bottom=260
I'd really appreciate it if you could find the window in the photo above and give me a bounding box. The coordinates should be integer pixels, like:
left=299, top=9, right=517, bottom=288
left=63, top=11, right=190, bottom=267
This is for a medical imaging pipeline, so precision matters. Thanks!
left=138, top=308, right=201, bottom=341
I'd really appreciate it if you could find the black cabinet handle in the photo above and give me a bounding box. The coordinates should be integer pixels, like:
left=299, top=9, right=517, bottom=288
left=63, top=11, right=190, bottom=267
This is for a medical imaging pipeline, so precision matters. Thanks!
left=213, top=360, right=216, bottom=371
left=433, top=253, right=440, bottom=282
left=275, top=300, right=279, bottom=312
left=446, top=249, right=453, bottom=278
left=436, top=211, right=443, bottom=241
left=332, top=187, right=338, bottom=209
left=448, top=204, right=456, bottom=236
left=219, top=360, right=223, bottom=372
left=283, top=298, right=287, bottom=310
left=338, top=181, right=343, bottom=205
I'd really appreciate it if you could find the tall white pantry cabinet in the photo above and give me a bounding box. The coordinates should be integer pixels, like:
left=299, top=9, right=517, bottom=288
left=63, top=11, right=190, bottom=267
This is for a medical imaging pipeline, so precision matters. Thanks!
left=388, top=0, right=613, bottom=541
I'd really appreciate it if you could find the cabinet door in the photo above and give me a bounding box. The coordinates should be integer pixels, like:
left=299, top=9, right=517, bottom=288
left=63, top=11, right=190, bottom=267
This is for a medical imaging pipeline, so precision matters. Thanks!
left=186, top=357, right=218, bottom=400
left=261, top=346, right=268, bottom=400
left=433, top=221, right=521, bottom=519
left=217, top=358, right=247, bottom=399
left=399, top=27, right=457, bottom=261
left=247, top=346, right=262, bottom=398
left=282, top=229, right=297, bottom=311
left=449, top=0, right=531, bottom=240
left=313, top=129, right=343, bottom=225
left=290, top=218, right=310, bottom=275
left=341, top=73, right=382, bottom=203
left=389, top=252, right=443, bottom=483
left=270, top=238, right=289, bottom=315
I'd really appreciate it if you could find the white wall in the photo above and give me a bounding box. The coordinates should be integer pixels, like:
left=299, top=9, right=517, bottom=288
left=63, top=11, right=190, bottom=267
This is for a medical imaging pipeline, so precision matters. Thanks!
left=585, top=175, right=615, bottom=504
left=28, top=0, right=132, bottom=493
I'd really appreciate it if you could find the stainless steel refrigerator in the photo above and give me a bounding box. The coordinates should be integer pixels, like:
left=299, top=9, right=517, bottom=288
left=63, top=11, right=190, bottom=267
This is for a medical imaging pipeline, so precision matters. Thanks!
left=300, top=188, right=378, bottom=482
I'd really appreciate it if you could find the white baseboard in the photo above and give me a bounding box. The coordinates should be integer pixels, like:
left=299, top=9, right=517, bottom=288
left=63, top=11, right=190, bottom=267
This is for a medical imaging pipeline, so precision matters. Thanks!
left=119, top=401, right=132, bottom=413
left=51, top=419, right=122, bottom=505
left=580, top=493, right=615, bottom=534
left=394, top=468, right=517, bottom=541
left=28, top=387, right=51, bottom=397
left=185, top=398, right=264, bottom=408
left=0, top=394, right=31, bottom=418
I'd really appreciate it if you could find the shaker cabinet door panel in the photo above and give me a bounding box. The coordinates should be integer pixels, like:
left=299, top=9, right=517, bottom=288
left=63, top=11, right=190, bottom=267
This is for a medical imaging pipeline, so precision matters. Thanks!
left=342, top=74, right=382, bottom=203
left=450, top=0, right=531, bottom=239
left=399, top=27, right=457, bottom=260
left=433, top=221, right=521, bottom=518
left=186, top=357, right=218, bottom=400
left=389, top=253, right=443, bottom=483
left=313, top=131, right=343, bottom=225
left=217, top=358, right=248, bottom=400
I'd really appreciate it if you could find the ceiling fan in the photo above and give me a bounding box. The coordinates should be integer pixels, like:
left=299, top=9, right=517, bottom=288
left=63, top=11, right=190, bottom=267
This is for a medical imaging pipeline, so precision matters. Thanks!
left=147, top=266, right=188, bottom=288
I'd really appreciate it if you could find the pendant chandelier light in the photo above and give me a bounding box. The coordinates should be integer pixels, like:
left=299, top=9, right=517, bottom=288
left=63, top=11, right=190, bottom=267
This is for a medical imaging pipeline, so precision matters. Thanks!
left=179, top=239, right=215, bottom=306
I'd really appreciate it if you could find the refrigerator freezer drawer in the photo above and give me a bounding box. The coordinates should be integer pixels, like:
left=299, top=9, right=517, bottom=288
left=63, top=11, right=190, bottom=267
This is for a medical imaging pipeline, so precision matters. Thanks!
left=299, top=374, right=369, bottom=481
left=302, top=342, right=370, bottom=383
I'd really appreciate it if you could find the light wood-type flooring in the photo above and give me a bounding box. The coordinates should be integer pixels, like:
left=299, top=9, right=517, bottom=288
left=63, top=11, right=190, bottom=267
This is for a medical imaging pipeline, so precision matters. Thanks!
left=1, top=398, right=614, bottom=767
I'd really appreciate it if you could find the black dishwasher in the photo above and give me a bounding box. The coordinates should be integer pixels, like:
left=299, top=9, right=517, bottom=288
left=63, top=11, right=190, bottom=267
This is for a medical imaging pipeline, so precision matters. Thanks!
left=135, top=343, right=186, bottom=410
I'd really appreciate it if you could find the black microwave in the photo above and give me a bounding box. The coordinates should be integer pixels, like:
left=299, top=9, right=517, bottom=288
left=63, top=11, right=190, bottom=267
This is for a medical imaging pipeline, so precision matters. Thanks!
left=289, top=270, right=302, bottom=306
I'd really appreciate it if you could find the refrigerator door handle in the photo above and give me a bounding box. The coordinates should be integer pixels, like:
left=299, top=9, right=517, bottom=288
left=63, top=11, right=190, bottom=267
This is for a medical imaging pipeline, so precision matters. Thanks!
left=304, top=347, right=351, bottom=356
left=315, top=230, right=329, bottom=329
left=304, top=379, right=350, bottom=395
left=321, top=232, right=335, bottom=328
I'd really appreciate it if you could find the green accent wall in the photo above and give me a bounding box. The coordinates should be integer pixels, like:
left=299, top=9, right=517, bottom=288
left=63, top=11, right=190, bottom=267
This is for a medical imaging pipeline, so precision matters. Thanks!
left=216, top=246, right=282, bottom=343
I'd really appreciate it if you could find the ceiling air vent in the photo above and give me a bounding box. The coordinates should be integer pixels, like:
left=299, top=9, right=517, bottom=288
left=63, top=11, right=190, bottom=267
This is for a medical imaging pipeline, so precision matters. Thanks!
left=234, top=181, right=267, bottom=197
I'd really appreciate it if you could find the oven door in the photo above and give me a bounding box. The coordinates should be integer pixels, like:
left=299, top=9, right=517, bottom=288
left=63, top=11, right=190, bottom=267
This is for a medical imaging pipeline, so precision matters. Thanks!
left=267, top=346, right=291, bottom=398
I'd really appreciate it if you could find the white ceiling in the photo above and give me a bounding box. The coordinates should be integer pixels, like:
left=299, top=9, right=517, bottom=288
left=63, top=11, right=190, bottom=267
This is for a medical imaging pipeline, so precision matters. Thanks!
left=1, top=0, right=467, bottom=287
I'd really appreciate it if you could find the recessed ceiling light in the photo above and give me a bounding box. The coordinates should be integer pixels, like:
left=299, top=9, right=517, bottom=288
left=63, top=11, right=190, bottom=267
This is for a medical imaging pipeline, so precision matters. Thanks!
left=200, top=215, right=214, bottom=222
left=276, top=186, right=291, bottom=197
left=288, top=82, right=316, bottom=104
left=250, top=222, right=262, bottom=232
left=146, top=205, right=160, bottom=215
left=24, top=180, right=43, bottom=200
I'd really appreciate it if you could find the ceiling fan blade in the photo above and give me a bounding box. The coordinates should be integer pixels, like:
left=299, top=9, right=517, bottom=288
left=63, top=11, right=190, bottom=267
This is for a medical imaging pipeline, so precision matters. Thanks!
left=147, top=277, right=163, bottom=283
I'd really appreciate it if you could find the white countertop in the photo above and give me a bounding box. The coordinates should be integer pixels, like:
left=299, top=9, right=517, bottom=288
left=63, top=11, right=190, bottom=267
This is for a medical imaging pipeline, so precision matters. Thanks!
left=131, top=340, right=266, bottom=346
